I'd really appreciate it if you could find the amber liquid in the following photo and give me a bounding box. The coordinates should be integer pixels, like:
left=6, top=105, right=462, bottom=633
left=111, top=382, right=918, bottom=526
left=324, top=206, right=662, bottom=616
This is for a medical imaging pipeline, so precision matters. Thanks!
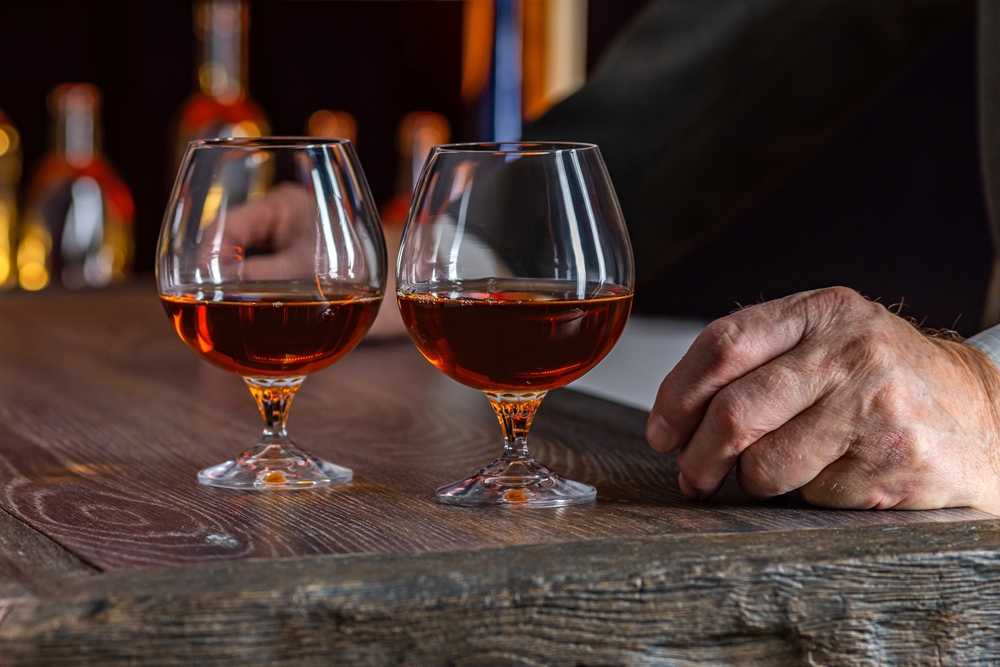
left=398, top=279, right=632, bottom=391
left=162, top=285, right=381, bottom=376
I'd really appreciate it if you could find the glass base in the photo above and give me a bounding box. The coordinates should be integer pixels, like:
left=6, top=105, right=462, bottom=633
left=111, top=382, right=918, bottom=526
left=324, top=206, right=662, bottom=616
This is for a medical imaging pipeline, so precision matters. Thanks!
left=198, top=441, right=353, bottom=491
left=436, top=456, right=596, bottom=507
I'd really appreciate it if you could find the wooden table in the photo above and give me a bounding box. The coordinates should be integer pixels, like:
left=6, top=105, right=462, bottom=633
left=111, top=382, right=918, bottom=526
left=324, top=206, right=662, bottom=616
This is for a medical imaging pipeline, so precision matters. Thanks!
left=1, top=284, right=998, bottom=665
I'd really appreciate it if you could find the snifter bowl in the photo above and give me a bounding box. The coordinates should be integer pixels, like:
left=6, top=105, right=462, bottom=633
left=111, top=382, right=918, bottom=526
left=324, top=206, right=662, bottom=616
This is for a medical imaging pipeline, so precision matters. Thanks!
left=397, top=142, right=635, bottom=507
left=157, top=138, right=386, bottom=490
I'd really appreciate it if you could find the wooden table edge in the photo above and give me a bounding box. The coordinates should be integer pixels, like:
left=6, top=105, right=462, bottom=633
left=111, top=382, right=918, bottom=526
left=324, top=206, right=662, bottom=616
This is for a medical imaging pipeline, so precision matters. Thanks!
left=4, top=517, right=1000, bottom=664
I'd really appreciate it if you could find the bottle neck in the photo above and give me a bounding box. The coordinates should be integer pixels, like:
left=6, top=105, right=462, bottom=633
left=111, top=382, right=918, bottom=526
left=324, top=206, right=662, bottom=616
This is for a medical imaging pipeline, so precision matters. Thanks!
left=196, top=0, right=248, bottom=104
left=52, top=85, right=100, bottom=168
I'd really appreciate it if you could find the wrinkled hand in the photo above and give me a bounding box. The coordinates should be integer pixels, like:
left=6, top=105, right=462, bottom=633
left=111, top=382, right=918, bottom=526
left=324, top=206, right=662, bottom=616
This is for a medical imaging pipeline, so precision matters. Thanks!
left=646, top=287, right=1000, bottom=513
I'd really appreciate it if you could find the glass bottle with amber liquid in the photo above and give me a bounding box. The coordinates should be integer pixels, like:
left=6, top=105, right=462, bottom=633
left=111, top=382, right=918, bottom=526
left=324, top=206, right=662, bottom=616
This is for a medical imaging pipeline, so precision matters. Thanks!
left=19, top=84, right=135, bottom=291
left=173, top=0, right=270, bottom=166
left=305, top=109, right=357, bottom=144
left=0, top=107, right=21, bottom=291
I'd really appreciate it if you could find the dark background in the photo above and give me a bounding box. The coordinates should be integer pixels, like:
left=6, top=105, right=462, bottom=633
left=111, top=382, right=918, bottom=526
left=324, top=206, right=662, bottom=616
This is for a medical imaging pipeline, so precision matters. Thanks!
left=0, top=1, right=990, bottom=333
left=640, top=16, right=993, bottom=334
left=0, top=0, right=649, bottom=276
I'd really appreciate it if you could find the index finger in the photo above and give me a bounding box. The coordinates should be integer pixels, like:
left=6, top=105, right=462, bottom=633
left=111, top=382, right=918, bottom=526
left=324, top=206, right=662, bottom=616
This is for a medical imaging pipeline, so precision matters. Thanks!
left=646, top=288, right=841, bottom=453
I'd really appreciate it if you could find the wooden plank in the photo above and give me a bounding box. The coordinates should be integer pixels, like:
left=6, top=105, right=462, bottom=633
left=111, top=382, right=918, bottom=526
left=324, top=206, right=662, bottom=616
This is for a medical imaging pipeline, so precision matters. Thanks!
left=2, top=520, right=1000, bottom=665
left=0, top=285, right=989, bottom=570
left=0, top=506, right=98, bottom=627
left=0, top=507, right=97, bottom=599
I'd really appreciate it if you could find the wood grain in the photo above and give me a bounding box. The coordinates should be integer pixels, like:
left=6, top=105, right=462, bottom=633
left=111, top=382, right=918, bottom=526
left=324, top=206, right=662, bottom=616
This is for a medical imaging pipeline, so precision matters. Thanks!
left=0, top=283, right=989, bottom=570
left=3, top=520, right=1000, bottom=665
left=0, top=508, right=96, bottom=603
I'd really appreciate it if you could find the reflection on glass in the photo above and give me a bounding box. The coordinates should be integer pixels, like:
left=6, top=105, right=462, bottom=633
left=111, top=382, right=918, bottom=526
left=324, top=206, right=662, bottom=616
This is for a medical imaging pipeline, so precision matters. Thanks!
left=19, top=84, right=134, bottom=291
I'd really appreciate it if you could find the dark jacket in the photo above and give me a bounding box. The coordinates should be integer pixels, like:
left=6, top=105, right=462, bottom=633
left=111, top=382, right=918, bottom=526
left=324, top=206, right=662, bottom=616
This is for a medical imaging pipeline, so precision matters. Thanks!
left=524, top=0, right=994, bottom=334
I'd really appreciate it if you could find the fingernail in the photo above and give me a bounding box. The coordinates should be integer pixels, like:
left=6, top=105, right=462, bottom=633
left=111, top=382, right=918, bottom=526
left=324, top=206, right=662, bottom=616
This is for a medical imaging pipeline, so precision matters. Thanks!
left=678, top=472, right=698, bottom=499
left=646, top=414, right=675, bottom=452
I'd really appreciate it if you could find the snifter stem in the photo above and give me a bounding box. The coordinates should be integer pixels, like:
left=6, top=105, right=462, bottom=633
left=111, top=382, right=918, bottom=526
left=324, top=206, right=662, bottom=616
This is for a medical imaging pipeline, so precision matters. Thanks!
left=246, top=376, right=303, bottom=441
left=487, top=391, right=546, bottom=459
left=434, top=390, right=597, bottom=507
left=195, top=376, right=353, bottom=490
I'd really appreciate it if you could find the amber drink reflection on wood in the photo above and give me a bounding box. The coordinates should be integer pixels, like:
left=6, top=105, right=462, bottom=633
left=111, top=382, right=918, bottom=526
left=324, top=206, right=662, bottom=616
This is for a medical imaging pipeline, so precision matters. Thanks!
left=397, top=143, right=635, bottom=507
left=157, top=139, right=386, bottom=490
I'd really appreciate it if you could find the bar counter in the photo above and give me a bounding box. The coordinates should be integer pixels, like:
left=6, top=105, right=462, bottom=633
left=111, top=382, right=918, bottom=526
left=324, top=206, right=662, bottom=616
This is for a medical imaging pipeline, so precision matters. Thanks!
left=1, top=283, right=998, bottom=664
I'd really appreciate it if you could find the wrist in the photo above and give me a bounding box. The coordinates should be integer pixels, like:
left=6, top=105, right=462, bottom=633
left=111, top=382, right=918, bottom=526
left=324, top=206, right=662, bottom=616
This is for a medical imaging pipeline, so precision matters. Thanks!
left=943, top=339, right=1000, bottom=514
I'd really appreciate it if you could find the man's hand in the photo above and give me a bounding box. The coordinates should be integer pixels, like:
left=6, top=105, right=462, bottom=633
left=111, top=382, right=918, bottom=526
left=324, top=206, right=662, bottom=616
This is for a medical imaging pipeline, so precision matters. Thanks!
left=645, top=287, right=1000, bottom=513
left=219, top=183, right=316, bottom=281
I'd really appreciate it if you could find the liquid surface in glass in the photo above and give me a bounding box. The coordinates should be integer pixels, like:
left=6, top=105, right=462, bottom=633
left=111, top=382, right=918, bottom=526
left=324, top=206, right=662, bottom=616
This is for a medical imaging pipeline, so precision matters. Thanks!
left=398, top=278, right=632, bottom=392
left=162, top=282, right=380, bottom=376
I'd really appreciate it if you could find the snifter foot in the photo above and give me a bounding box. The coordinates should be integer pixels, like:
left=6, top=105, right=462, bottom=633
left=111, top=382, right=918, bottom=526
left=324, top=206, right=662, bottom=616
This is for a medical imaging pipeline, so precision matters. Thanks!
left=436, top=390, right=595, bottom=506
left=199, top=376, right=353, bottom=490
left=198, top=441, right=353, bottom=490
left=436, top=456, right=596, bottom=507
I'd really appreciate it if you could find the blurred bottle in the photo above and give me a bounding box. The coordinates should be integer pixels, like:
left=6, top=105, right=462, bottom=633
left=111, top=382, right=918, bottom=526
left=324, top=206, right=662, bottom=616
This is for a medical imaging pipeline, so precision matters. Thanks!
left=461, top=0, right=519, bottom=141
left=461, top=0, right=587, bottom=139
left=0, top=107, right=21, bottom=291
left=305, top=110, right=357, bottom=144
left=521, top=0, right=587, bottom=122
left=379, top=112, right=450, bottom=226
left=173, top=0, right=270, bottom=166
left=19, top=84, right=135, bottom=291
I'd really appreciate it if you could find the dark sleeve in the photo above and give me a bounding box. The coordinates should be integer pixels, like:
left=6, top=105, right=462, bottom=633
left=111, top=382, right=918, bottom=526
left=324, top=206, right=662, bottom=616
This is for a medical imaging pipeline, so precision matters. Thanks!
left=979, top=0, right=1000, bottom=326
left=522, top=0, right=973, bottom=292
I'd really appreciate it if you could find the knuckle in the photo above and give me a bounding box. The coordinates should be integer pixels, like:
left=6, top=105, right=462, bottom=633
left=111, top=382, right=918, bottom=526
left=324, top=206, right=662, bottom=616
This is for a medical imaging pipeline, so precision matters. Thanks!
left=806, top=286, right=866, bottom=314
left=825, top=285, right=866, bottom=306
left=794, top=288, right=901, bottom=379
left=866, top=383, right=905, bottom=420
left=700, top=318, right=753, bottom=375
left=676, top=451, right=721, bottom=494
left=846, top=333, right=892, bottom=372
left=679, top=466, right=718, bottom=495
left=708, top=389, right=751, bottom=445
left=800, top=286, right=881, bottom=333
left=738, top=453, right=785, bottom=498
left=831, top=324, right=898, bottom=381
left=762, top=359, right=802, bottom=393
left=865, top=331, right=897, bottom=364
